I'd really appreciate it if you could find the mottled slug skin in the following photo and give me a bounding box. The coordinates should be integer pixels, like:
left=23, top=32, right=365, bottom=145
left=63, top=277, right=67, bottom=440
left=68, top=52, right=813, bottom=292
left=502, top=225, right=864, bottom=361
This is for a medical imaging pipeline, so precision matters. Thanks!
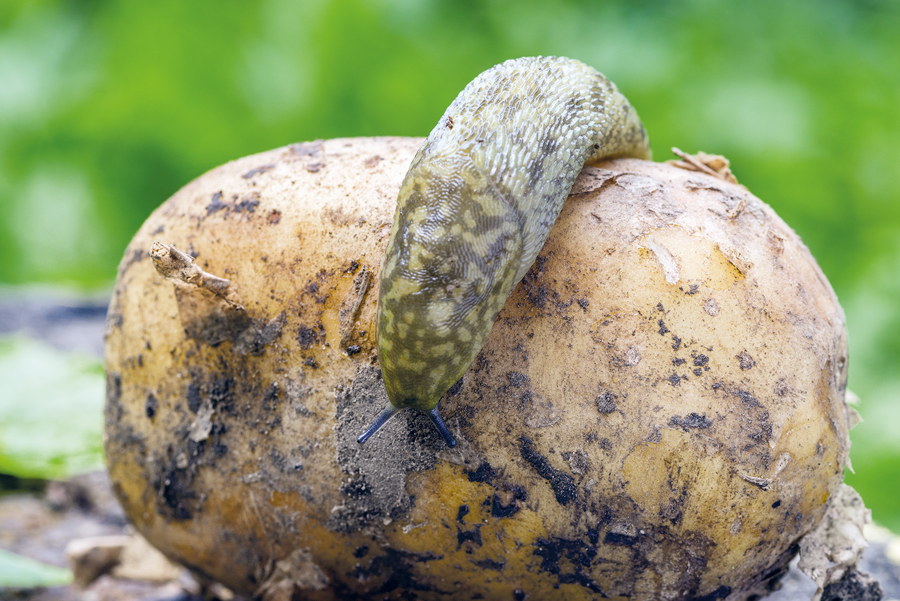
left=377, top=56, right=651, bottom=412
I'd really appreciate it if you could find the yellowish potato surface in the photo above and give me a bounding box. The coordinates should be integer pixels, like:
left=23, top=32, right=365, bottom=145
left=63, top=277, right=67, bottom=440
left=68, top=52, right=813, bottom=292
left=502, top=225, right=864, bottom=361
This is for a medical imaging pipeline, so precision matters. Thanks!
left=104, top=137, right=851, bottom=600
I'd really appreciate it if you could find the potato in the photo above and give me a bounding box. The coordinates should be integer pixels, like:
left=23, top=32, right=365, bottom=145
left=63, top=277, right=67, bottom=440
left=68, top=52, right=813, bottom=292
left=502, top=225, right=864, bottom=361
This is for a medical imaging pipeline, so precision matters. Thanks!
left=104, top=137, right=852, bottom=600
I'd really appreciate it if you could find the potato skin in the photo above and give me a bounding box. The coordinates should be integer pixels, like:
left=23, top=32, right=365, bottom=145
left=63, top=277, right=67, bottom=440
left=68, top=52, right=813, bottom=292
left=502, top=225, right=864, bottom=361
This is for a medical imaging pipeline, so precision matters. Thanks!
left=104, top=137, right=851, bottom=600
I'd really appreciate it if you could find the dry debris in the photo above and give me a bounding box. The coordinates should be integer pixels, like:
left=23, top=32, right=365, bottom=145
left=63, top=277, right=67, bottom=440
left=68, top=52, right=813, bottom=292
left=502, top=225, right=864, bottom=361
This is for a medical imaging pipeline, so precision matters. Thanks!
left=668, top=147, right=740, bottom=184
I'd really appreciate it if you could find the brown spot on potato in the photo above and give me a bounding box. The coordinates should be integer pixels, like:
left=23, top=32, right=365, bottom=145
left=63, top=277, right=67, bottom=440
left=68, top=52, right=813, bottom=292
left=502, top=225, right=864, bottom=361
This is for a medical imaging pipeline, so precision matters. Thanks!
left=596, top=391, right=617, bottom=414
left=533, top=537, right=605, bottom=593
left=737, top=350, right=756, bottom=370
left=491, top=494, right=521, bottom=519
left=457, top=524, right=482, bottom=549
left=466, top=461, right=496, bottom=485
left=519, top=436, right=576, bottom=506
left=670, top=413, right=712, bottom=430
left=297, top=324, right=323, bottom=349
left=242, top=164, right=275, bottom=179
left=471, top=557, right=505, bottom=571
left=104, top=372, right=122, bottom=427
left=456, top=504, right=469, bottom=523
left=206, top=191, right=226, bottom=215
left=145, top=393, right=158, bottom=419
left=350, top=548, right=444, bottom=596
left=658, top=319, right=670, bottom=335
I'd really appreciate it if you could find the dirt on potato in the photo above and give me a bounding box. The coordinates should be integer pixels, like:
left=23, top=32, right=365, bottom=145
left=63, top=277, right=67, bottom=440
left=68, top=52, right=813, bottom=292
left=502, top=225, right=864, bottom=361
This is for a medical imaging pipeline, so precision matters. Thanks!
left=104, top=137, right=851, bottom=600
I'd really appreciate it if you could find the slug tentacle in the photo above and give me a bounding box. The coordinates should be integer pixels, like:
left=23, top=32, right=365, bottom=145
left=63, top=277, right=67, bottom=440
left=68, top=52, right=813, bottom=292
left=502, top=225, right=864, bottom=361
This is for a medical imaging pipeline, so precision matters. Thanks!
left=356, top=402, right=457, bottom=447
left=356, top=402, right=400, bottom=444
left=361, top=56, right=651, bottom=446
left=427, top=406, right=457, bottom=448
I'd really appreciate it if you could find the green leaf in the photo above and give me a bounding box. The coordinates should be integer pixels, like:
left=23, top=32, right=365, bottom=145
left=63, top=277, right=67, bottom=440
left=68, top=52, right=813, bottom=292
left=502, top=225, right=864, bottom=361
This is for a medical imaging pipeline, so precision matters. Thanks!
left=0, top=336, right=105, bottom=480
left=0, top=548, right=71, bottom=588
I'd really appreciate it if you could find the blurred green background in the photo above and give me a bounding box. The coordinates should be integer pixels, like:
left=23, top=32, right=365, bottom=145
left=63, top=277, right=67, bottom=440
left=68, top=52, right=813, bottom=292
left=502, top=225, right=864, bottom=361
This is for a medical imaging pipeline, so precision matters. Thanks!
left=1, top=0, right=898, bottom=530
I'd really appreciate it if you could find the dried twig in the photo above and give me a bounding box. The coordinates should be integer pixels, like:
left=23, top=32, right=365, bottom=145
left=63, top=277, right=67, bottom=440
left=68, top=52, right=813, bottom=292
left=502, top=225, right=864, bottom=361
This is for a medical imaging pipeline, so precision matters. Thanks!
left=149, top=241, right=243, bottom=309
left=668, top=147, right=740, bottom=184
left=737, top=472, right=772, bottom=491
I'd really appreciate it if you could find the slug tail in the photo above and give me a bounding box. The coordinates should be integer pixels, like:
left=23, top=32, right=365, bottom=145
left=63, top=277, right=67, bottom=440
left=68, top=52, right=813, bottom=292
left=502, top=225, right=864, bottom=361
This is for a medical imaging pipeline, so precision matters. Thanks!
left=428, top=406, right=457, bottom=448
left=357, top=403, right=400, bottom=444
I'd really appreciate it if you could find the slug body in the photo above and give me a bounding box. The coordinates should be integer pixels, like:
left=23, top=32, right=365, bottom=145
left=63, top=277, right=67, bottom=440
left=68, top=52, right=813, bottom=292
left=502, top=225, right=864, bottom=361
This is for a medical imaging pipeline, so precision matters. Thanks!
left=359, top=56, right=651, bottom=446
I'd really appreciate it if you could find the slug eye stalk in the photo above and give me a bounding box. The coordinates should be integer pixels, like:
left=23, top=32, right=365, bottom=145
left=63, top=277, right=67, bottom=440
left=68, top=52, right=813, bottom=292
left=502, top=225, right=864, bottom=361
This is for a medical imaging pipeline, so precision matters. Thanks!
left=427, top=407, right=457, bottom=447
left=357, top=402, right=457, bottom=447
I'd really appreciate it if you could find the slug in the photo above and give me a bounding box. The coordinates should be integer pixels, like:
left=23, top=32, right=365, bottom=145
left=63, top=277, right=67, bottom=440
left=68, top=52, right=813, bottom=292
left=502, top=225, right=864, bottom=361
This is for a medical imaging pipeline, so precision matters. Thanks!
left=358, top=56, right=651, bottom=447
